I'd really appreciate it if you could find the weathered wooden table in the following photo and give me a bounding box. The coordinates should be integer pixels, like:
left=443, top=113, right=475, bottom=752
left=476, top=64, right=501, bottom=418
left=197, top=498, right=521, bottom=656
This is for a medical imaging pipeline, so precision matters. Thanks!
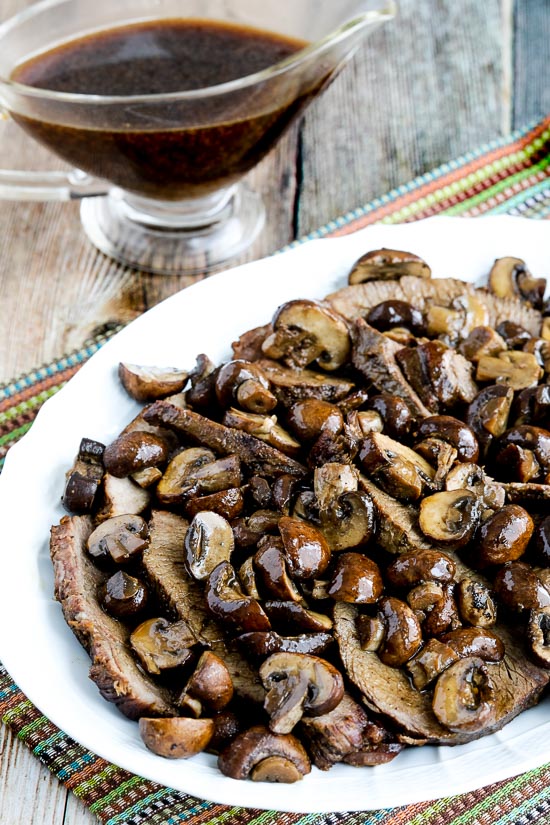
left=0, top=1, right=549, bottom=822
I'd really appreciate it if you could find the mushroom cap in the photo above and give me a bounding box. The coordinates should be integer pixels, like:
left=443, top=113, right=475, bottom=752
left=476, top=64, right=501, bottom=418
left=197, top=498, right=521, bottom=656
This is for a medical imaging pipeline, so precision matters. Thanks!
left=278, top=516, right=331, bottom=579
left=87, top=514, right=149, bottom=564
left=139, top=717, right=214, bottom=759
left=181, top=651, right=234, bottom=712
left=260, top=652, right=344, bottom=733
left=218, top=725, right=310, bottom=781
left=118, top=362, right=188, bottom=402
left=103, top=431, right=169, bottom=478
left=432, top=657, right=496, bottom=733
left=184, top=511, right=235, bottom=581
left=205, top=561, right=271, bottom=632
left=419, top=490, right=480, bottom=547
left=348, top=248, right=431, bottom=284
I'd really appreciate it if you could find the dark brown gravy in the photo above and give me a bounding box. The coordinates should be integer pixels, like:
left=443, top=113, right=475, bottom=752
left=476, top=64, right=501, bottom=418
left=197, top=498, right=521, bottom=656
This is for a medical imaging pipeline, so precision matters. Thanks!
left=11, top=20, right=310, bottom=199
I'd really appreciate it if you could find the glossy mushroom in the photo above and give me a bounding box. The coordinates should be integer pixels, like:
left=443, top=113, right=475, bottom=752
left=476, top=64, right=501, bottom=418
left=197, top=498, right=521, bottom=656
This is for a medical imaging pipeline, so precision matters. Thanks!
left=215, top=360, right=277, bottom=414
left=205, top=561, right=271, bottom=632
left=130, top=618, right=197, bottom=675
left=377, top=597, right=423, bottom=667
left=139, top=717, right=214, bottom=759
left=327, top=553, right=383, bottom=604
left=347, top=248, right=431, bottom=284
left=184, top=511, right=235, bottom=581
left=218, top=725, right=311, bottom=782
left=178, top=651, right=234, bottom=716
left=87, top=514, right=149, bottom=564
left=118, top=363, right=189, bottom=402
left=103, top=430, right=168, bottom=478
left=474, top=505, right=534, bottom=567
left=278, top=516, right=331, bottom=580
left=418, top=490, right=480, bottom=546
left=98, top=571, right=148, bottom=619
left=432, top=657, right=496, bottom=732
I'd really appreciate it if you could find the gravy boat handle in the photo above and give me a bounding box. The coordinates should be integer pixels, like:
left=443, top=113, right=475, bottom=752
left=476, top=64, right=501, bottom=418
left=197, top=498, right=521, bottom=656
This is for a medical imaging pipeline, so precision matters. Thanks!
left=0, top=168, right=108, bottom=201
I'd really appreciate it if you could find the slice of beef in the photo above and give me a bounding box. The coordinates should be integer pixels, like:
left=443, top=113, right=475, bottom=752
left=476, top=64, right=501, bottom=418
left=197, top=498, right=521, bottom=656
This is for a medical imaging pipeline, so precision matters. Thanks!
left=503, top=482, right=550, bottom=503
left=358, top=475, right=432, bottom=554
left=144, top=401, right=306, bottom=478
left=334, top=599, right=550, bottom=745
left=300, top=693, right=391, bottom=770
left=351, top=319, right=431, bottom=418
left=256, top=359, right=354, bottom=406
left=479, top=290, right=541, bottom=336
left=50, top=515, right=176, bottom=720
left=143, top=510, right=265, bottom=704
left=232, top=324, right=272, bottom=361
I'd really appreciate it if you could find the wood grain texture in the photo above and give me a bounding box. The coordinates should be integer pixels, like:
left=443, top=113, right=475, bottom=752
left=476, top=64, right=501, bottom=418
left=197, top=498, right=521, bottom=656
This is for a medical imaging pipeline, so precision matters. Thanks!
left=0, top=0, right=543, bottom=823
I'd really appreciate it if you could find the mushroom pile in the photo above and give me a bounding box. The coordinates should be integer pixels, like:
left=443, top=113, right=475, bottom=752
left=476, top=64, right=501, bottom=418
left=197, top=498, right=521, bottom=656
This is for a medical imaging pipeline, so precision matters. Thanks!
left=52, top=248, right=550, bottom=782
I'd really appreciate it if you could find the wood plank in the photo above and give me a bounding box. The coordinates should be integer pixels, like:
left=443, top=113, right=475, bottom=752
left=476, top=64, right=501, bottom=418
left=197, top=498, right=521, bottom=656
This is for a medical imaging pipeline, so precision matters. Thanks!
left=513, top=0, right=550, bottom=126
left=63, top=792, right=97, bottom=825
left=297, top=0, right=506, bottom=234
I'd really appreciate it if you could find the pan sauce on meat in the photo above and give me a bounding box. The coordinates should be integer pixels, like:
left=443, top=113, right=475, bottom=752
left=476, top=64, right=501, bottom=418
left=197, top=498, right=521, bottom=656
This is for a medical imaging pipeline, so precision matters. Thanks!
left=51, top=249, right=550, bottom=781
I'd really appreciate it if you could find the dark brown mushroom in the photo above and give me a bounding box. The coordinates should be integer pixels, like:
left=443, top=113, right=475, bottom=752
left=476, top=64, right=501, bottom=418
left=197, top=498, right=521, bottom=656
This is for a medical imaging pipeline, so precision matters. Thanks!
left=527, top=607, right=550, bottom=668
left=95, top=474, right=150, bottom=521
left=208, top=711, right=242, bottom=754
left=348, top=248, right=431, bottom=284
left=260, top=652, right=344, bottom=733
left=432, top=657, right=496, bottom=732
left=118, top=363, right=189, bottom=402
left=366, top=394, right=415, bottom=441
left=530, top=515, right=550, bottom=567
left=488, top=257, right=546, bottom=309
left=232, top=509, right=282, bottom=549
left=367, top=300, right=426, bottom=335
left=238, top=556, right=262, bottom=599
left=205, top=562, right=271, bottom=632
left=466, top=385, right=514, bottom=456
left=278, top=516, right=331, bottom=580
left=263, top=601, right=333, bottom=633
left=496, top=426, right=550, bottom=476
left=377, top=597, right=422, bottom=667
left=422, top=583, right=462, bottom=637
left=139, top=717, right=214, bottom=759
left=248, top=475, right=273, bottom=509
left=254, top=536, right=302, bottom=602
left=236, top=631, right=334, bottom=660
left=98, top=571, right=148, bottom=619
left=358, top=432, right=427, bottom=502
left=458, top=326, right=507, bottom=363
left=184, top=512, right=235, bottom=581
left=496, top=320, right=533, bottom=349
left=386, top=549, right=456, bottom=589
left=156, top=447, right=216, bottom=505
left=184, top=487, right=245, bottom=521
left=418, top=490, right=480, bottom=546
left=218, top=725, right=311, bottom=782
left=215, top=360, right=277, bottom=414
left=87, top=514, right=149, bottom=564
left=493, top=561, right=550, bottom=612
left=439, top=628, right=505, bottom=662
left=286, top=399, right=344, bottom=442
left=261, top=300, right=351, bottom=371
left=474, top=505, right=534, bottom=567
left=327, top=553, right=383, bottom=604
left=62, top=437, right=105, bottom=514
left=456, top=579, right=497, bottom=627
left=186, top=353, right=217, bottom=410
left=493, top=443, right=541, bottom=483
left=406, top=639, right=459, bottom=690
left=223, top=409, right=301, bottom=457
left=103, top=431, right=168, bottom=478
left=415, top=416, right=479, bottom=464
left=178, top=651, right=234, bottom=716
left=130, top=618, right=197, bottom=675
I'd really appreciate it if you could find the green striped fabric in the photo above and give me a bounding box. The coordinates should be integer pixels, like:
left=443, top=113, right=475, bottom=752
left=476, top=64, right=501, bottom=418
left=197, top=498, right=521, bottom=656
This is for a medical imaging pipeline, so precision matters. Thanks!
left=2, top=116, right=550, bottom=824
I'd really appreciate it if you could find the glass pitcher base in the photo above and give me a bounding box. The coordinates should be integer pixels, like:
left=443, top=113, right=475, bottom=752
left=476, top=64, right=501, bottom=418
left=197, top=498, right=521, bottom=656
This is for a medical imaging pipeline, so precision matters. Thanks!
left=80, top=184, right=266, bottom=275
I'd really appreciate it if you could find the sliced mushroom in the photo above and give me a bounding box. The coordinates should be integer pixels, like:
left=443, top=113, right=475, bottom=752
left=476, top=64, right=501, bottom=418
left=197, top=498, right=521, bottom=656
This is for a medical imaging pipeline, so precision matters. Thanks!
left=184, top=487, right=245, bottom=521
left=236, top=631, right=334, bottom=660
left=377, top=597, right=422, bottom=667
left=248, top=475, right=273, bottom=509
left=87, top=514, right=149, bottom=564
left=358, top=433, right=427, bottom=502
left=456, top=579, right=497, bottom=627
left=527, top=607, right=550, bottom=668
left=459, top=326, right=507, bottom=363
left=287, top=399, right=344, bottom=442
left=432, top=657, right=496, bottom=732
left=130, top=618, right=197, bottom=675
left=318, top=490, right=378, bottom=555
left=232, top=509, right=282, bottom=549
left=278, top=516, right=331, bottom=579
left=118, top=363, right=189, bottom=402
left=385, top=549, right=456, bottom=589
left=496, top=320, right=533, bottom=349
left=254, top=536, right=302, bottom=602
left=103, top=431, right=168, bottom=478
left=313, top=463, right=358, bottom=512
left=186, top=353, right=217, bottom=410
left=238, top=556, right=262, bottom=599
left=223, top=409, right=301, bottom=457
left=406, top=639, right=459, bottom=691
left=476, top=351, right=543, bottom=390
left=205, top=561, right=271, bottom=632
left=466, top=385, right=514, bottom=457
left=260, top=652, right=344, bottom=733
left=261, top=300, right=351, bottom=371
left=348, top=248, right=431, bottom=284
left=62, top=437, right=105, bottom=514
left=257, top=359, right=354, bottom=405
left=367, top=300, right=426, bottom=335
left=98, top=571, right=148, bottom=619
left=440, top=628, right=504, bottom=662
left=346, top=410, right=384, bottom=437
left=178, top=651, right=234, bottom=716
left=327, top=553, right=383, bottom=604
left=421, top=584, right=461, bottom=637
left=215, top=360, right=277, bottom=414
left=139, top=717, right=214, bottom=759
left=445, top=463, right=505, bottom=511
left=474, top=505, right=534, bottom=567
left=488, top=257, right=546, bottom=309
left=406, top=581, right=445, bottom=613
left=366, top=394, right=415, bottom=441
left=418, top=490, right=480, bottom=546
left=95, top=474, right=150, bottom=522
left=263, top=601, right=333, bottom=632
left=495, top=425, right=550, bottom=476
left=415, top=416, right=479, bottom=464
left=131, top=466, right=163, bottom=488
left=356, top=615, right=386, bottom=652
left=218, top=725, right=311, bottom=782
left=184, top=512, right=235, bottom=581
left=531, top=515, right=550, bottom=567
left=156, top=447, right=216, bottom=505
left=208, top=711, right=242, bottom=754
left=493, top=443, right=541, bottom=483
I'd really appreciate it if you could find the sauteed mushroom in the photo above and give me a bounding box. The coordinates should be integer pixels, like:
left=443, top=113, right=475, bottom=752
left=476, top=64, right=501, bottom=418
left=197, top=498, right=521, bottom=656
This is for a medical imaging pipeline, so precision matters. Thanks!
left=118, top=363, right=188, bottom=402
left=432, top=657, right=496, bottom=732
left=348, top=248, right=431, bottom=284
left=139, top=718, right=214, bottom=759
left=218, top=726, right=311, bottom=782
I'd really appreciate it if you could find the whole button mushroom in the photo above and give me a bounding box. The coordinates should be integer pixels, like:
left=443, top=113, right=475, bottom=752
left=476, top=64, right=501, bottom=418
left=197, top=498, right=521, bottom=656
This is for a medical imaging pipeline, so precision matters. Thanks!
left=367, top=300, right=426, bottom=335
left=215, top=360, right=277, bottom=414
left=205, top=561, right=271, bottom=632
left=493, top=561, right=550, bottom=613
left=103, top=431, right=168, bottom=478
left=327, top=553, right=383, bottom=604
left=178, top=651, right=234, bottom=717
left=259, top=652, right=344, bottom=733
left=184, top=511, right=235, bottom=581
left=98, top=571, right=148, bottom=619
left=278, top=516, right=331, bottom=580
left=87, top=514, right=149, bottom=565
left=474, top=505, right=534, bottom=568
left=139, top=717, right=214, bottom=759
left=261, top=299, right=351, bottom=371
left=366, top=394, right=415, bottom=441
left=377, top=597, right=422, bottom=667
left=421, top=584, right=461, bottom=638
left=286, top=399, right=344, bottom=442
left=432, top=657, right=496, bottom=733
left=439, top=628, right=505, bottom=662
left=218, top=725, right=311, bottom=782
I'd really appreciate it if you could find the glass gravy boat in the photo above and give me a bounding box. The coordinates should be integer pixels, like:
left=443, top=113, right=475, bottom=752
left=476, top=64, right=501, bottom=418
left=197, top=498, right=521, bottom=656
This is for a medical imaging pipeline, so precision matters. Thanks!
left=0, top=0, right=395, bottom=274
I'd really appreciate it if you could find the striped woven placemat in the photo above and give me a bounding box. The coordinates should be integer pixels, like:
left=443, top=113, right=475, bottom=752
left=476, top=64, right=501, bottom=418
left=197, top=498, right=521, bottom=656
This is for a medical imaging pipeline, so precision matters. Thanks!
left=2, top=115, right=550, bottom=825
